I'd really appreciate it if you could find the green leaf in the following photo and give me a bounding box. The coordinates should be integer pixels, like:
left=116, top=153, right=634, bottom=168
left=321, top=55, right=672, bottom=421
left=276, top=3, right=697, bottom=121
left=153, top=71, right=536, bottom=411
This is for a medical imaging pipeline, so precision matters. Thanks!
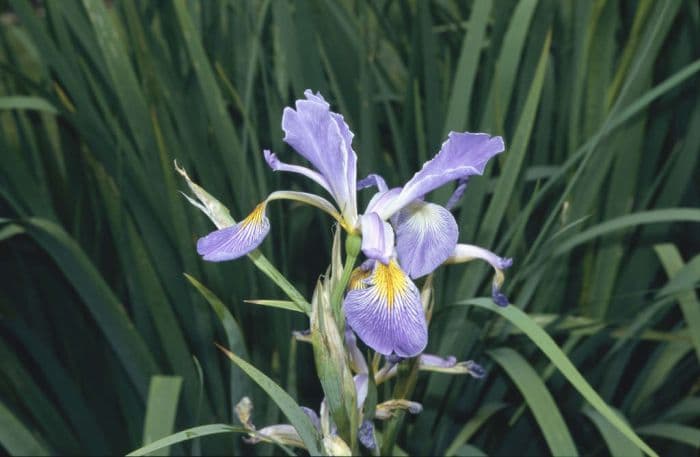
left=442, top=0, right=492, bottom=133
left=127, top=424, right=246, bottom=456
left=215, top=345, right=322, bottom=455
left=171, top=0, right=250, bottom=197
left=488, top=347, right=578, bottom=456
left=480, top=0, right=540, bottom=131
left=582, top=407, right=642, bottom=457
left=0, top=223, right=25, bottom=242
left=21, top=218, right=158, bottom=398
left=445, top=402, right=507, bottom=456
left=630, top=342, right=692, bottom=414
left=657, top=254, right=700, bottom=299
left=142, top=376, right=183, bottom=456
left=0, top=96, right=57, bottom=114
left=0, top=400, right=51, bottom=456
left=81, top=0, right=155, bottom=156
left=184, top=274, right=251, bottom=406
left=455, top=298, right=659, bottom=457
left=636, top=423, right=700, bottom=449
left=243, top=299, right=305, bottom=313
left=478, top=30, right=551, bottom=246
left=552, top=209, right=700, bottom=258
left=453, top=444, right=488, bottom=457
left=654, top=244, right=700, bottom=362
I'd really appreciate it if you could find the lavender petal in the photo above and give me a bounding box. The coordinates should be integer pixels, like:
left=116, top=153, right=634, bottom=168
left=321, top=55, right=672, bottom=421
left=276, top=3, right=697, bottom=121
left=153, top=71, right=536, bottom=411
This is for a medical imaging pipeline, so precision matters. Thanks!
left=359, top=212, right=395, bottom=265
left=445, top=177, right=469, bottom=210
left=343, top=260, right=427, bottom=357
left=357, top=173, right=388, bottom=193
left=196, top=204, right=270, bottom=262
left=263, top=149, right=332, bottom=194
left=395, top=201, right=459, bottom=278
left=281, top=90, right=357, bottom=224
left=376, top=132, right=504, bottom=219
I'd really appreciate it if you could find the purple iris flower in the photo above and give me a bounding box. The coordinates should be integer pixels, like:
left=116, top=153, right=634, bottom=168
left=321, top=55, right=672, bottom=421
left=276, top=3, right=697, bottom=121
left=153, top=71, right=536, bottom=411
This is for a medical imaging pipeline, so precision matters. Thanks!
left=196, top=90, right=512, bottom=358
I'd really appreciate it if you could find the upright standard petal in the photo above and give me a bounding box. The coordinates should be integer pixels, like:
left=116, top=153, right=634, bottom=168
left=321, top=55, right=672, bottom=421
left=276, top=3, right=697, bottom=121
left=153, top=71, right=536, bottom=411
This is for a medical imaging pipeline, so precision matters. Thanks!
left=376, top=132, right=504, bottom=219
left=197, top=203, right=270, bottom=261
left=281, top=90, right=358, bottom=224
left=359, top=212, right=394, bottom=265
left=343, top=260, right=427, bottom=357
left=364, top=187, right=402, bottom=216
left=395, top=201, right=459, bottom=278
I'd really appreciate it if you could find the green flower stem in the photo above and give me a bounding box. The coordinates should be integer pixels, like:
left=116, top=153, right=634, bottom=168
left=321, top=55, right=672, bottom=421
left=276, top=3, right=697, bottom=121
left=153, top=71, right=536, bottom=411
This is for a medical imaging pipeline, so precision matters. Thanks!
left=330, top=234, right=362, bottom=329
left=380, top=358, right=421, bottom=455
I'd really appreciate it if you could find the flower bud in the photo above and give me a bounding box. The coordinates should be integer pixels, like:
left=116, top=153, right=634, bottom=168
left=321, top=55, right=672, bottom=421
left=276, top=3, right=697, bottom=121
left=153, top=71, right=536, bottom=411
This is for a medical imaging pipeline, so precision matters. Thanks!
left=375, top=399, right=423, bottom=420
left=322, top=435, right=353, bottom=456
left=175, top=161, right=234, bottom=229
left=234, top=397, right=254, bottom=430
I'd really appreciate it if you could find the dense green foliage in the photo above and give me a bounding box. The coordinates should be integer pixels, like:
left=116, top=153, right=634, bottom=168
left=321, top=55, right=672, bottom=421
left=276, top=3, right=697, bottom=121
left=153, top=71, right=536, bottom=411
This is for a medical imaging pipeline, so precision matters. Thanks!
left=1, top=0, right=699, bottom=455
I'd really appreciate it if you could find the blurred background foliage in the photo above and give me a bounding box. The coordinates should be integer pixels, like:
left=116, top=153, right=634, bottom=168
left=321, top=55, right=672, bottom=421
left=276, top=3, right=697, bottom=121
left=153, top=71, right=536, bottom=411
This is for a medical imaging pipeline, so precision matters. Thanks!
left=0, top=0, right=699, bottom=455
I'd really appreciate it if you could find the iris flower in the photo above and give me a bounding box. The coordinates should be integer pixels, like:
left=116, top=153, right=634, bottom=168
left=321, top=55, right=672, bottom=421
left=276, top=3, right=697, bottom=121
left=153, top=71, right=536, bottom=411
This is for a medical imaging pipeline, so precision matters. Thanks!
left=196, top=90, right=511, bottom=358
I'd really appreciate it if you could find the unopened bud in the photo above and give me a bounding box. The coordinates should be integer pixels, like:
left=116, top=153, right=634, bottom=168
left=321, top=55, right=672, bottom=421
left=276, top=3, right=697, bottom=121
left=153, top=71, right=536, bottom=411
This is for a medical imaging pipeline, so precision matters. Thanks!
left=375, top=399, right=423, bottom=420
left=234, top=397, right=254, bottom=430
left=322, top=435, right=352, bottom=456
left=175, top=161, right=234, bottom=229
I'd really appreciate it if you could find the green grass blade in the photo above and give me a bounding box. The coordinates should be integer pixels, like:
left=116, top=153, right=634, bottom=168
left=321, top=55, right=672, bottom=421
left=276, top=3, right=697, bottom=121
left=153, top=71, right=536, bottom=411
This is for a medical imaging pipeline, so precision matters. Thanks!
left=477, top=31, right=551, bottom=245
left=142, top=376, right=183, bottom=456
left=0, top=223, right=24, bottom=241
left=654, top=244, right=700, bottom=362
left=582, top=406, right=642, bottom=457
left=216, top=345, right=322, bottom=455
left=480, top=0, right=539, bottom=131
left=453, top=444, right=488, bottom=457
left=552, top=209, right=700, bottom=258
left=661, top=397, right=700, bottom=422
left=488, top=347, right=578, bottom=456
left=630, top=342, right=691, bottom=414
left=127, top=424, right=247, bottom=456
left=9, top=324, right=108, bottom=454
left=0, top=96, right=57, bottom=113
left=455, top=298, right=659, bottom=457
left=0, top=400, right=51, bottom=456
left=243, top=299, right=305, bottom=313
left=171, top=0, right=250, bottom=200
left=184, top=274, right=251, bottom=407
left=636, top=423, right=700, bottom=449
left=657, top=254, right=700, bottom=298
left=444, top=402, right=507, bottom=456
left=22, top=217, right=158, bottom=398
left=442, top=0, right=492, bottom=133
left=80, top=0, right=155, bottom=158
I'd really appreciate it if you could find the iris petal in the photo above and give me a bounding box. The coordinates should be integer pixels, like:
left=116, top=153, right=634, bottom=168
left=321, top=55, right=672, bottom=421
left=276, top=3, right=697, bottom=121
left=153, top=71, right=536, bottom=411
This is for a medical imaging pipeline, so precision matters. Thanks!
left=281, top=90, right=357, bottom=224
left=360, top=212, right=395, bottom=265
left=264, top=149, right=332, bottom=194
left=365, top=187, right=402, bottom=215
left=395, top=201, right=459, bottom=278
left=345, top=328, right=369, bottom=374
left=376, top=132, right=504, bottom=219
left=197, top=203, right=270, bottom=261
left=343, top=260, right=427, bottom=357
left=357, top=174, right=388, bottom=193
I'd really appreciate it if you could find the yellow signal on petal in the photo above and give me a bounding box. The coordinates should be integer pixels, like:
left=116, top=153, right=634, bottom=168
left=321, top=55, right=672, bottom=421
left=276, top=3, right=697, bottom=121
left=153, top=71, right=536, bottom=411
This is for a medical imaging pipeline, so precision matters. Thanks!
left=374, top=260, right=410, bottom=310
left=348, top=266, right=371, bottom=291
left=240, top=203, right=267, bottom=228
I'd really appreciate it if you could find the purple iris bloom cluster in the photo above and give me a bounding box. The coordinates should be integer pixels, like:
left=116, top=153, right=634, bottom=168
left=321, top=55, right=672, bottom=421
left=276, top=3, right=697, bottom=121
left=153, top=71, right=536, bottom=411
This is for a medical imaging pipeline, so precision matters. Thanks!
left=196, top=90, right=512, bottom=358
